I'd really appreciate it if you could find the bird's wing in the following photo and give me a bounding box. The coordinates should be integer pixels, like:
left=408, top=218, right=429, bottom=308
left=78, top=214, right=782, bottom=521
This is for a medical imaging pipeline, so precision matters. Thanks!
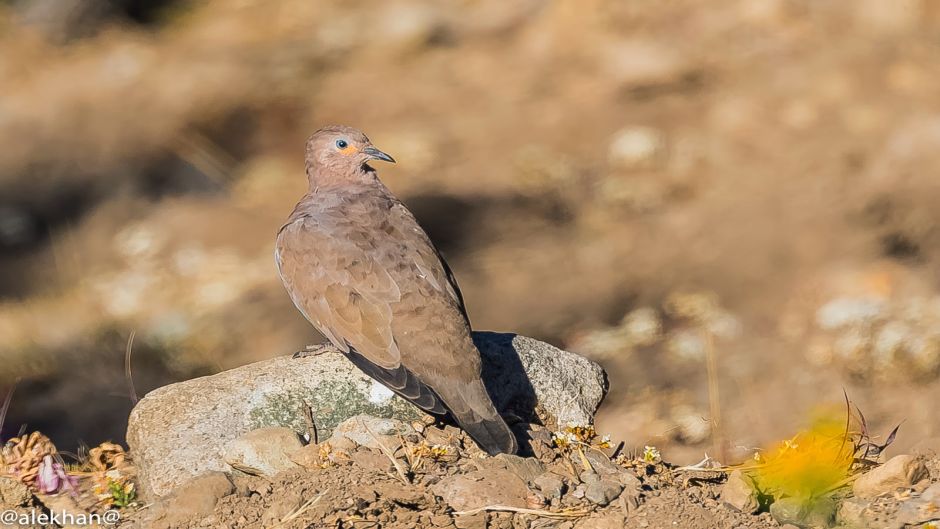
left=275, top=200, right=465, bottom=372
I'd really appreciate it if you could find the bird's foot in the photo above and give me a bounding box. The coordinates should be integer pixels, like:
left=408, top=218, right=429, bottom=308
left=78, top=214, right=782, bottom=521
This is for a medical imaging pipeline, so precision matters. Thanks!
left=292, top=344, right=334, bottom=359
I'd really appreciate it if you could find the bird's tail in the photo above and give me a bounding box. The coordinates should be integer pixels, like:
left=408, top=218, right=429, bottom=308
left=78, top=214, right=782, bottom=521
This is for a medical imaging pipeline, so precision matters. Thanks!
left=443, top=378, right=518, bottom=456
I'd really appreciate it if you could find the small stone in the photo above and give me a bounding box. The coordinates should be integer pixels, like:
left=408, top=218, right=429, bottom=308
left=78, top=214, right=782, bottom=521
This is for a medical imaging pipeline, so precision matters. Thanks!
left=289, top=443, right=325, bottom=469
left=431, top=469, right=529, bottom=511
left=584, top=450, right=622, bottom=476
left=608, top=126, right=666, bottom=170
left=453, top=512, right=486, bottom=529
left=330, top=415, right=415, bottom=451
left=534, top=472, right=566, bottom=499
left=852, top=455, right=928, bottom=499
left=617, top=471, right=642, bottom=490
left=223, top=427, right=302, bottom=476
left=580, top=471, right=601, bottom=484
left=350, top=449, right=394, bottom=473
left=0, top=477, right=32, bottom=507
left=490, top=454, right=545, bottom=484
left=720, top=470, right=759, bottom=514
left=430, top=513, right=454, bottom=527
left=584, top=480, right=623, bottom=506
left=572, top=484, right=586, bottom=499
left=770, top=497, right=835, bottom=529
left=837, top=498, right=869, bottom=527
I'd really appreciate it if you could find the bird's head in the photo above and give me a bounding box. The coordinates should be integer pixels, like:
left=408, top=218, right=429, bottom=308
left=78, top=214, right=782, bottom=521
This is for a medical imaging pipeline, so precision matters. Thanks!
left=304, top=125, right=395, bottom=185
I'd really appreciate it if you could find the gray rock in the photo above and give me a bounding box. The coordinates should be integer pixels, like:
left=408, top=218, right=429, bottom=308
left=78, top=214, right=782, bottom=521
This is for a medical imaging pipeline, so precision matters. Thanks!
left=584, top=450, right=623, bottom=476
left=128, top=332, right=606, bottom=498
left=223, top=427, right=303, bottom=476
left=836, top=498, right=869, bottom=528
left=474, top=332, right=608, bottom=427
left=431, top=469, right=529, bottom=511
left=0, top=477, right=31, bottom=508
left=329, top=415, right=415, bottom=450
left=894, top=482, right=940, bottom=526
left=769, top=497, right=836, bottom=529
left=584, top=479, right=624, bottom=506
left=720, top=470, right=759, bottom=514
left=534, top=472, right=566, bottom=499
left=852, top=454, right=928, bottom=500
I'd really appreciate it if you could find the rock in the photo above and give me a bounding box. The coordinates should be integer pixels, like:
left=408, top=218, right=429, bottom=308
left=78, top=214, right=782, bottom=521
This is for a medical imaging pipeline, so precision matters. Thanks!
left=534, top=472, right=566, bottom=499
left=223, top=427, right=302, bottom=477
left=852, top=455, right=928, bottom=500
left=330, top=415, right=415, bottom=450
left=583, top=479, right=623, bottom=506
left=600, top=39, right=691, bottom=91
left=453, top=512, right=486, bottom=529
left=837, top=498, right=869, bottom=528
left=350, top=449, right=394, bottom=474
left=128, top=332, right=606, bottom=497
left=584, top=450, right=621, bottom=476
left=608, top=126, right=666, bottom=170
left=894, top=482, right=940, bottom=526
left=0, top=477, right=31, bottom=507
left=720, top=470, right=759, bottom=514
left=770, top=497, right=836, bottom=529
left=489, top=454, right=545, bottom=484
left=289, top=443, right=327, bottom=469
left=475, top=332, right=607, bottom=427
left=432, top=469, right=529, bottom=511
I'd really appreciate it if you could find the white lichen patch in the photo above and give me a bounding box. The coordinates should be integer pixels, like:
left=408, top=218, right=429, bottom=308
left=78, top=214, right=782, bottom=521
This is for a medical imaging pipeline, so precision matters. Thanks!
left=368, top=381, right=395, bottom=404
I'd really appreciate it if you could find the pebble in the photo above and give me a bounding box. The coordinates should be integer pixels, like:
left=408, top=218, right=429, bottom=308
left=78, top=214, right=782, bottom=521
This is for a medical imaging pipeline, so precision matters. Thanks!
left=720, top=470, right=759, bottom=514
left=534, top=472, right=566, bottom=499
left=223, top=427, right=303, bottom=477
left=584, top=479, right=624, bottom=506
left=852, top=455, right=928, bottom=499
left=608, top=126, right=666, bottom=170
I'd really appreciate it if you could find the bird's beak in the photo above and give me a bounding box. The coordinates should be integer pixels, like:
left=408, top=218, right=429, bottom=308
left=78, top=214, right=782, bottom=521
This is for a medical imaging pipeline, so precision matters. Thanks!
left=363, top=146, right=395, bottom=164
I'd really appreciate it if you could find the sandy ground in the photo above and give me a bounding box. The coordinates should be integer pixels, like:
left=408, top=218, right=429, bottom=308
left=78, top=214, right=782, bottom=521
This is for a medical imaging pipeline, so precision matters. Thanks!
left=2, top=0, right=940, bottom=467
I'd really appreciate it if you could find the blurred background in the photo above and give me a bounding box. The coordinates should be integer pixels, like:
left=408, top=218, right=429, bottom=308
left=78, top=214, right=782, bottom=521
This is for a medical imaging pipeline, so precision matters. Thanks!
left=2, top=0, right=940, bottom=463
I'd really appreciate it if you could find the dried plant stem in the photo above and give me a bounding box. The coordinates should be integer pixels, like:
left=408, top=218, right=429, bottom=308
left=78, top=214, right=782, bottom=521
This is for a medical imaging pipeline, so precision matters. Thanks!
left=453, top=505, right=589, bottom=518
left=1, top=380, right=19, bottom=441
left=302, top=403, right=318, bottom=445
left=704, top=330, right=727, bottom=463
left=268, top=488, right=328, bottom=529
left=125, top=330, right=139, bottom=405
left=361, top=419, right=410, bottom=485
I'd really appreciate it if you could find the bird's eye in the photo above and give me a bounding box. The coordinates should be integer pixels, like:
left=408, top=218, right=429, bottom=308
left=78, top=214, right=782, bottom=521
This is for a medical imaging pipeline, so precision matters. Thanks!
left=336, top=139, right=348, bottom=149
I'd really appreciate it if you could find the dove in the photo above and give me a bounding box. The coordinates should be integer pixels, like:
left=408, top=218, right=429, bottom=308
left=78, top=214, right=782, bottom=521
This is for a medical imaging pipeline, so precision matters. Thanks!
left=275, top=125, right=517, bottom=455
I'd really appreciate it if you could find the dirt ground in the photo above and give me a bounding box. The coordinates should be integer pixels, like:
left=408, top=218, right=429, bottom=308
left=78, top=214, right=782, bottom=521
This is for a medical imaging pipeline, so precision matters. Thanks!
left=3, top=0, right=940, bottom=475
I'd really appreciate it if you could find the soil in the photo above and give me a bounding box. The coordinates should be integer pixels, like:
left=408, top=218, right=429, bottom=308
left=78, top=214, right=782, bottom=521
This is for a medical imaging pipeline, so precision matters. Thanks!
left=100, top=421, right=934, bottom=529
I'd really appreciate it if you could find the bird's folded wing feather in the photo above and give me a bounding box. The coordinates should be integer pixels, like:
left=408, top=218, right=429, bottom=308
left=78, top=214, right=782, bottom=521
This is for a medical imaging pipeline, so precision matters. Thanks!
left=275, top=201, right=466, bottom=372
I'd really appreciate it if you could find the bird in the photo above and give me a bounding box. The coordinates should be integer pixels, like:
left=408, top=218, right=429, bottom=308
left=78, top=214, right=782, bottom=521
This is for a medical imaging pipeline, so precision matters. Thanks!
left=275, top=125, right=517, bottom=455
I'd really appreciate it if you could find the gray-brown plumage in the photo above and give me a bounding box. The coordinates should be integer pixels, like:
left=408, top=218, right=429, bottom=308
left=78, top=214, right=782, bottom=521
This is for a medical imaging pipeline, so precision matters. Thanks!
left=275, top=125, right=517, bottom=455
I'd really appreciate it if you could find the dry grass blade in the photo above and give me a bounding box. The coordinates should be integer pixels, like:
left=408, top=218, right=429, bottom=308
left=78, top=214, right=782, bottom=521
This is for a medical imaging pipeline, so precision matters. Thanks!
left=267, top=488, right=329, bottom=529
left=0, top=379, right=19, bottom=441
left=301, top=403, right=318, bottom=445
left=575, top=446, right=594, bottom=473
left=125, top=330, right=139, bottom=405
left=452, top=505, right=589, bottom=518
left=360, top=419, right=410, bottom=485
left=703, top=329, right=727, bottom=462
